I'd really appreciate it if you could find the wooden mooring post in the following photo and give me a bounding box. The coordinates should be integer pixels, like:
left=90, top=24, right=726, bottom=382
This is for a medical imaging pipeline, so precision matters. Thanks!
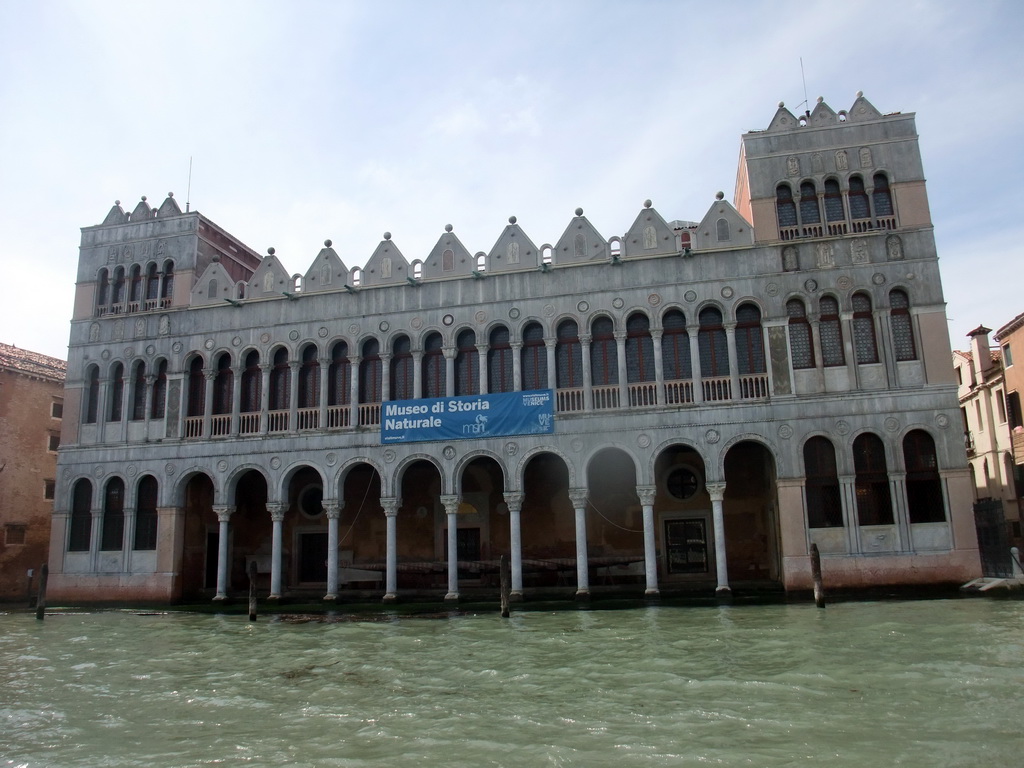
left=248, top=560, right=258, bottom=621
left=35, top=563, right=48, bottom=621
left=810, top=543, right=825, bottom=608
left=499, top=554, right=511, bottom=618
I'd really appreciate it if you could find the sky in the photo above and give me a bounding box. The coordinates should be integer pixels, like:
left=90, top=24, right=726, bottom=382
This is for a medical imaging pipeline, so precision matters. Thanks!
left=1, top=0, right=1022, bottom=361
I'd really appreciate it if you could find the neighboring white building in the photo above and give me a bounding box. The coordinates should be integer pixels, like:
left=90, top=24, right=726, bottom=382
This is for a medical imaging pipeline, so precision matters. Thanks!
left=49, top=94, right=981, bottom=604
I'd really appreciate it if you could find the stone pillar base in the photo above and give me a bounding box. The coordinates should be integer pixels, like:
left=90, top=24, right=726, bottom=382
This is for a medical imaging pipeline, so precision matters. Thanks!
left=574, top=588, right=590, bottom=601
left=323, top=593, right=337, bottom=602
left=382, top=593, right=398, bottom=603
left=644, top=588, right=660, bottom=600
left=212, top=594, right=229, bottom=602
left=509, top=590, right=524, bottom=603
left=444, top=592, right=460, bottom=603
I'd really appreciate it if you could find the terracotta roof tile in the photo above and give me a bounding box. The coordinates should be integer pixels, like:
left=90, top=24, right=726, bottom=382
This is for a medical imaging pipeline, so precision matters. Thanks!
left=0, top=342, right=66, bottom=381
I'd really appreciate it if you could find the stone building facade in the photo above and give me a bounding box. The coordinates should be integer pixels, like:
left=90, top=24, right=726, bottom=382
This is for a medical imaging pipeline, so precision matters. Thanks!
left=1, top=343, right=66, bottom=601
left=995, top=313, right=1024, bottom=512
left=49, top=94, right=980, bottom=604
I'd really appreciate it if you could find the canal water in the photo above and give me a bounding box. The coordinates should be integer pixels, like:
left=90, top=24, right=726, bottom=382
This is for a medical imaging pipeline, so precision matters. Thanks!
left=2, top=599, right=1022, bottom=767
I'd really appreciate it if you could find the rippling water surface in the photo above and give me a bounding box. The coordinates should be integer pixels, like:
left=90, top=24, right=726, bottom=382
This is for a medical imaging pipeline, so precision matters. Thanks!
left=2, top=599, right=1022, bottom=767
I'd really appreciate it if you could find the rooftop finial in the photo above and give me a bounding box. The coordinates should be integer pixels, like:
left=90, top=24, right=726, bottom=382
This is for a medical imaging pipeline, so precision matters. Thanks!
left=267, top=247, right=276, bottom=256
left=716, top=191, right=724, bottom=200
left=445, top=224, right=453, bottom=233
left=324, top=239, right=332, bottom=248
left=856, top=90, right=864, bottom=98
left=575, top=207, right=583, bottom=216
left=643, top=199, right=652, bottom=209
left=509, top=215, right=517, bottom=224
left=383, top=232, right=391, bottom=241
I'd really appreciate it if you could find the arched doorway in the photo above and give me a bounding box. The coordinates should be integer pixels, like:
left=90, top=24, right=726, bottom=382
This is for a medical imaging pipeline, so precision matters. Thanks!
left=654, top=444, right=712, bottom=582
left=179, top=472, right=216, bottom=600
left=585, top=447, right=643, bottom=585
left=285, top=466, right=327, bottom=588
left=397, top=459, right=443, bottom=589
left=337, top=463, right=383, bottom=590
left=455, top=456, right=506, bottom=584
left=722, top=441, right=780, bottom=583
left=230, top=470, right=270, bottom=593
left=520, top=452, right=573, bottom=587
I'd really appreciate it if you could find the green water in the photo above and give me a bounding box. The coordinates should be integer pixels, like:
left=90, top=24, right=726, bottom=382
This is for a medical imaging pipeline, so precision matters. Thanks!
left=2, top=599, right=1022, bottom=767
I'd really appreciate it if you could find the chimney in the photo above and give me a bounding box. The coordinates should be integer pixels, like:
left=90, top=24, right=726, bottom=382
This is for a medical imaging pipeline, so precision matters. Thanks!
left=967, top=325, right=994, bottom=384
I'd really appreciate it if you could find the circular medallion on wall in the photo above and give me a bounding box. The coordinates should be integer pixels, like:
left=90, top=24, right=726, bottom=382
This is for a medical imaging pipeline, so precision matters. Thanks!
left=62, top=468, right=70, bottom=480
left=325, top=452, right=337, bottom=466
left=508, top=308, right=521, bottom=320
left=884, top=417, right=900, bottom=432
left=705, top=429, right=721, bottom=444
left=577, top=301, right=589, bottom=313
left=172, top=342, right=183, bottom=354
left=232, top=336, right=242, bottom=347
left=837, top=276, right=853, bottom=291
left=872, top=273, right=886, bottom=285
left=543, top=304, right=555, bottom=317
left=349, top=323, right=361, bottom=336
left=721, top=286, right=734, bottom=299
left=571, top=438, right=584, bottom=452
left=127, top=464, right=138, bottom=477
left=905, top=272, right=916, bottom=281
left=205, top=338, right=215, bottom=350
left=270, top=457, right=282, bottom=470
left=146, top=345, right=156, bottom=356
left=101, top=349, right=111, bottom=360
left=765, top=283, right=779, bottom=297
left=288, top=330, right=299, bottom=341
left=379, top=321, right=390, bottom=333
left=217, top=460, right=228, bottom=472
left=666, top=467, right=700, bottom=500
left=443, top=445, right=456, bottom=459
left=383, top=449, right=396, bottom=464
left=778, top=424, right=793, bottom=439
left=318, top=327, right=329, bottom=338
left=637, top=434, right=652, bottom=449
left=124, top=347, right=135, bottom=359
left=94, top=465, right=105, bottom=478
left=505, top=442, right=519, bottom=456
left=411, top=317, right=423, bottom=330
left=260, top=333, right=271, bottom=344
left=165, top=463, right=176, bottom=476
left=684, top=290, right=697, bottom=303
left=935, top=414, right=950, bottom=429
left=804, top=279, right=818, bottom=293
left=613, top=297, right=625, bottom=310
left=835, top=420, right=851, bottom=435
left=475, top=310, right=487, bottom=324
left=647, top=293, right=662, bottom=307
left=442, top=314, right=455, bottom=327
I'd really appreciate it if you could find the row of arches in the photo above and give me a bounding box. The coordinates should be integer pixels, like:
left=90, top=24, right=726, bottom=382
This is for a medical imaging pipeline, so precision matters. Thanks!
left=96, top=260, right=175, bottom=316
left=777, top=172, right=895, bottom=239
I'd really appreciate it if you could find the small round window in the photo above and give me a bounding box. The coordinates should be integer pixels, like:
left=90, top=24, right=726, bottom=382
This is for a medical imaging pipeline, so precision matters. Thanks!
left=298, top=485, right=324, bottom=517
left=666, top=467, right=699, bottom=500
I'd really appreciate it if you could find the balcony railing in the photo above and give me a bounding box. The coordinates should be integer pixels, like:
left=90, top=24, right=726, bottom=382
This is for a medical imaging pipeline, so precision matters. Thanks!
left=326, top=405, right=350, bottom=429
left=664, top=379, right=694, bottom=405
left=592, top=385, right=619, bottom=410
left=210, top=414, right=231, bottom=437
left=557, top=387, right=584, bottom=413
left=239, top=412, right=260, bottom=434
left=297, top=407, right=319, bottom=431
left=358, top=403, right=380, bottom=427
left=184, top=416, right=203, bottom=438
left=738, top=374, right=770, bottom=400
left=628, top=381, right=658, bottom=407
left=702, top=376, right=732, bottom=402
left=268, top=410, right=289, bottom=433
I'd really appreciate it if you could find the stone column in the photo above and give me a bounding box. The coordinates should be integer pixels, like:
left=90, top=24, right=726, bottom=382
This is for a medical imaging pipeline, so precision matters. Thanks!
left=259, top=363, right=271, bottom=435
left=349, top=355, right=361, bottom=427
left=724, top=322, right=739, bottom=400
left=890, top=472, right=909, bottom=552
left=442, top=495, right=460, bottom=601
left=637, top=485, right=659, bottom=596
left=809, top=313, right=826, bottom=380
left=123, top=505, right=137, bottom=571
left=318, top=357, right=330, bottom=430
left=651, top=328, right=665, bottom=405
left=202, top=369, right=215, bottom=438
left=324, top=501, right=340, bottom=600
left=213, top=505, right=234, bottom=600
left=839, top=475, right=860, bottom=553
left=505, top=492, right=524, bottom=599
left=615, top=331, right=628, bottom=407
left=381, top=497, right=399, bottom=602
left=267, top=502, right=287, bottom=599
left=379, top=353, right=392, bottom=404
left=580, top=334, right=593, bottom=411
left=545, top=338, right=557, bottom=392
left=443, top=348, right=456, bottom=398
left=155, top=506, right=185, bottom=580
left=706, top=482, right=730, bottom=595
left=840, top=312, right=859, bottom=387
left=230, top=366, right=242, bottom=435
left=569, top=488, right=590, bottom=598
left=510, top=342, right=523, bottom=392
left=288, top=361, right=301, bottom=432
left=688, top=325, right=703, bottom=404
left=97, top=376, right=109, bottom=442
left=144, top=374, right=155, bottom=434
left=89, top=506, right=102, bottom=572
left=412, top=350, right=423, bottom=400
left=477, top=343, right=489, bottom=394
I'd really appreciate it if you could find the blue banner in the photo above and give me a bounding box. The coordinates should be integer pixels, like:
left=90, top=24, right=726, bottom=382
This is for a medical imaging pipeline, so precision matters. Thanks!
left=381, top=390, right=555, bottom=444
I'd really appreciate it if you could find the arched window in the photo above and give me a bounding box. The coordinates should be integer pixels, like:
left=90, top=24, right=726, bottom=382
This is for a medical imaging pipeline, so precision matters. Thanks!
left=128, top=264, right=143, bottom=309
left=327, top=343, right=350, bottom=406
left=590, top=317, right=617, bottom=386
left=241, top=351, right=261, bottom=413
left=85, top=365, right=100, bottom=424
left=662, top=309, right=691, bottom=382
left=100, top=477, right=125, bottom=551
left=799, top=181, right=820, bottom=225
left=735, top=303, right=765, bottom=374
left=716, top=218, right=730, bottom=241
left=889, top=289, right=917, bottom=361
left=823, top=179, right=844, bottom=223
left=776, top=184, right=797, bottom=229
left=359, top=339, right=381, bottom=403
left=852, top=293, right=879, bottom=364
left=422, top=333, right=445, bottom=399
left=848, top=175, right=870, bottom=220
left=298, top=345, right=320, bottom=408
left=804, top=436, right=843, bottom=527
left=96, top=268, right=110, bottom=314
left=269, top=348, right=290, bottom=411
left=213, top=353, right=233, bottom=415
left=187, top=357, right=205, bottom=418
left=109, top=363, right=124, bottom=422
left=698, top=307, right=728, bottom=377
left=134, top=475, right=158, bottom=550
left=521, top=322, right=547, bottom=391
left=787, top=299, right=814, bottom=369
left=556, top=319, right=582, bottom=389
left=873, top=173, right=893, bottom=217
left=131, top=361, right=147, bottom=420
left=488, top=326, right=513, bottom=393
left=151, top=360, right=167, bottom=419
left=904, top=430, right=945, bottom=523
left=145, top=263, right=160, bottom=304
left=69, top=479, right=93, bottom=552
left=111, top=267, right=126, bottom=311
left=819, top=296, right=845, bottom=367
left=160, top=260, right=174, bottom=305
left=853, top=433, right=893, bottom=525
left=455, top=330, right=479, bottom=396
left=390, top=336, right=413, bottom=401
left=625, top=313, right=654, bottom=383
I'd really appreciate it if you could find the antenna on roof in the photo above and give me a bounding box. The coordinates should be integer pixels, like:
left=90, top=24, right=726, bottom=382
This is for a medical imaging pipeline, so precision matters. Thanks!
left=186, top=156, right=193, bottom=212
left=798, top=58, right=810, bottom=115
